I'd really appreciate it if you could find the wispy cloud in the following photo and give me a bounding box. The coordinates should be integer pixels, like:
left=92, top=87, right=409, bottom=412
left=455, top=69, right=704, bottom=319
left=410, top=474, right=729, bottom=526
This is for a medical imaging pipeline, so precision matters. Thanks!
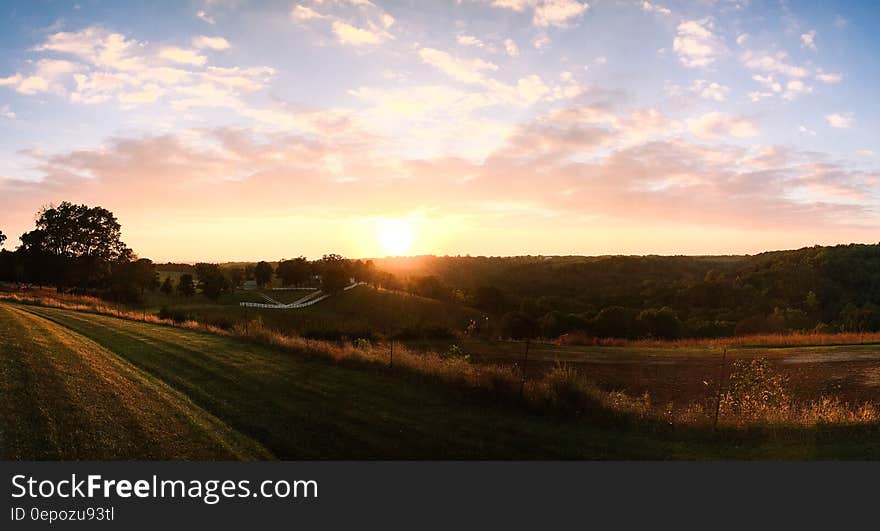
left=673, top=19, right=722, bottom=67
left=826, top=113, right=854, bottom=129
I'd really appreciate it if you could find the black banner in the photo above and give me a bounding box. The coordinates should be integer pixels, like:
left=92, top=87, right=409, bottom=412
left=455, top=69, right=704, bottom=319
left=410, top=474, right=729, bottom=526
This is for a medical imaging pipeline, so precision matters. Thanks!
left=2, top=462, right=876, bottom=529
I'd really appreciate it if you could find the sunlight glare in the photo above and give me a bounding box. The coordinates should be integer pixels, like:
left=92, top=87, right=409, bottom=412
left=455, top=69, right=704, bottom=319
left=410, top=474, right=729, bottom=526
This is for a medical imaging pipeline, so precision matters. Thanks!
left=377, top=218, right=414, bottom=256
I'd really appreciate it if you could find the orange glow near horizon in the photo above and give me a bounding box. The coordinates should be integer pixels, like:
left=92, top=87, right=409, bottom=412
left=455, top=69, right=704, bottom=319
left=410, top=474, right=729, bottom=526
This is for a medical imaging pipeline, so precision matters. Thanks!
left=377, top=218, right=415, bottom=257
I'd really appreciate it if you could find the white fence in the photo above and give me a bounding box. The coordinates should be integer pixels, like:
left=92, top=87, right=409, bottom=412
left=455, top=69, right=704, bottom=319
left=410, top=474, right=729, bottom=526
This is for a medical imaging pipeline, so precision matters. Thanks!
left=239, top=282, right=366, bottom=309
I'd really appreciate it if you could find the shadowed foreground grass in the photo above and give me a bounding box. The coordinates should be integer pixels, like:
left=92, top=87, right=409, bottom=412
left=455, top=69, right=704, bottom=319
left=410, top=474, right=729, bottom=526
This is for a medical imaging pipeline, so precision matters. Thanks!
left=0, top=304, right=271, bottom=460
left=2, top=301, right=879, bottom=459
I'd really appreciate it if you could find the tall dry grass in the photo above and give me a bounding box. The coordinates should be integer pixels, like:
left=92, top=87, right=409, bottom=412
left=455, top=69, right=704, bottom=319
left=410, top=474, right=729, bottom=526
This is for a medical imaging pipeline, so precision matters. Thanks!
left=557, top=330, right=880, bottom=349
left=2, top=291, right=877, bottom=429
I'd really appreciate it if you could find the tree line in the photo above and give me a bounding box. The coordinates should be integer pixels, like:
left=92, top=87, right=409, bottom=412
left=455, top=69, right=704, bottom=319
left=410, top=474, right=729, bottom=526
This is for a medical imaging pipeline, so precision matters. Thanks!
left=0, top=202, right=379, bottom=303
left=4, top=201, right=880, bottom=340
left=381, top=247, right=880, bottom=339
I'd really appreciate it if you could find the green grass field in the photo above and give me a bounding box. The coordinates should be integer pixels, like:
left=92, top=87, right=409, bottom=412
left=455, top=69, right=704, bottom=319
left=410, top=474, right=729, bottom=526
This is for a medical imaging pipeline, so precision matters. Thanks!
left=2, top=300, right=880, bottom=459
left=143, top=285, right=480, bottom=339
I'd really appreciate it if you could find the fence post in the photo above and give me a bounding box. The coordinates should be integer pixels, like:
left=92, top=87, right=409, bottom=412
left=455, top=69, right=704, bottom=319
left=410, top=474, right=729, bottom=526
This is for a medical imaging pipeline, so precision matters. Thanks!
left=519, top=337, right=531, bottom=397
left=713, top=347, right=728, bottom=431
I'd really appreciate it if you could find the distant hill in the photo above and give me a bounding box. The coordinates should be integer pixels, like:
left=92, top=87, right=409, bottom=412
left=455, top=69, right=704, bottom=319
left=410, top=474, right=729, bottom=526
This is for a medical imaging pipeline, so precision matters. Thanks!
left=372, top=244, right=880, bottom=338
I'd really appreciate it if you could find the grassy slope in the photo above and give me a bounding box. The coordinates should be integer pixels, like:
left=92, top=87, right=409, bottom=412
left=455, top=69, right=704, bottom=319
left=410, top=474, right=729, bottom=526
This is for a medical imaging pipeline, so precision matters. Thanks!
left=0, top=304, right=271, bottom=460
left=3, top=302, right=879, bottom=459
left=145, top=285, right=480, bottom=338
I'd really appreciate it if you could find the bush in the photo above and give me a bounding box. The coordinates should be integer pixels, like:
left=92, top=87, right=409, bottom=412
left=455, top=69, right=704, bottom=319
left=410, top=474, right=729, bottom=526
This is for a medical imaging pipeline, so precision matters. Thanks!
left=354, top=338, right=372, bottom=351
left=541, top=365, right=606, bottom=415
left=157, top=305, right=189, bottom=323
left=719, top=359, right=789, bottom=421
left=443, top=344, right=470, bottom=362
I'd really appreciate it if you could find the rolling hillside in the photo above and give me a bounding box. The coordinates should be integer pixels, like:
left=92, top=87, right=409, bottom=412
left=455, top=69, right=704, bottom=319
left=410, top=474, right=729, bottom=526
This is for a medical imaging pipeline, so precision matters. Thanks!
left=2, top=301, right=879, bottom=459
left=0, top=303, right=270, bottom=460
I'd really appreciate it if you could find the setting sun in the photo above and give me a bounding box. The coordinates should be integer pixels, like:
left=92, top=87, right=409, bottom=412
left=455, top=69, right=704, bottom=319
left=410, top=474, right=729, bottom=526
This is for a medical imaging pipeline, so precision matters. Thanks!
left=377, top=219, right=414, bottom=256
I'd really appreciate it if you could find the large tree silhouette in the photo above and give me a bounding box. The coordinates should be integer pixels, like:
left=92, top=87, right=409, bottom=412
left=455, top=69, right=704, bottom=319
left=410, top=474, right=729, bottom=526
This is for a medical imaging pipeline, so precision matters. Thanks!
left=17, top=202, right=132, bottom=289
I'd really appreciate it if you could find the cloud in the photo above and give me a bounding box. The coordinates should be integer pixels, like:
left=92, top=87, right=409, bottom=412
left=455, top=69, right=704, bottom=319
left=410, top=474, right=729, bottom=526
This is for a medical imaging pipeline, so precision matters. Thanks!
left=14, top=76, right=50, bottom=95
left=6, top=117, right=873, bottom=261
left=691, top=80, right=728, bottom=101
left=741, top=50, right=809, bottom=78
left=118, top=83, right=165, bottom=105
left=490, top=0, right=535, bottom=10
left=292, top=1, right=394, bottom=48
left=532, top=34, right=551, bottom=49
left=816, top=71, right=843, bottom=84
left=741, top=49, right=830, bottom=101
left=418, top=48, right=498, bottom=84
left=196, top=10, right=216, bottom=24
left=503, top=38, right=520, bottom=56
left=801, top=30, right=816, bottom=51
left=192, top=36, right=231, bottom=50
left=0, top=59, right=78, bottom=95
left=826, top=113, right=853, bottom=129
left=533, top=0, right=589, bottom=28
left=687, top=112, right=758, bottom=139
left=34, top=27, right=144, bottom=71
left=456, top=35, right=485, bottom=47
left=798, top=125, right=816, bottom=136
left=782, top=79, right=812, bottom=101
left=415, top=46, right=584, bottom=115
left=332, top=21, right=388, bottom=46
left=0, top=104, right=14, bottom=119
left=641, top=2, right=671, bottom=15
left=291, top=5, right=325, bottom=21
left=159, top=46, right=208, bottom=65
left=735, top=33, right=748, bottom=46
left=0, top=74, right=22, bottom=86
left=487, top=0, right=589, bottom=28
left=0, top=25, right=278, bottom=120
left=673, top=19, right=722, bottom=67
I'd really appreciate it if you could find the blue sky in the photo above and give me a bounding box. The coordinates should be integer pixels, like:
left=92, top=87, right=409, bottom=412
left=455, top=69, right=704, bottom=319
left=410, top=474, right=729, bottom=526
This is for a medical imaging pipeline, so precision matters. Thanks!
left=0, top=0, right=878, bottom=260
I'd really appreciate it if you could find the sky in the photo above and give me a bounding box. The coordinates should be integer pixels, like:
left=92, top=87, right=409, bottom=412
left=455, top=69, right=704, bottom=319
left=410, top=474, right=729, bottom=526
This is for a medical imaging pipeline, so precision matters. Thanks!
left=0, top=0, right=878, bottom=261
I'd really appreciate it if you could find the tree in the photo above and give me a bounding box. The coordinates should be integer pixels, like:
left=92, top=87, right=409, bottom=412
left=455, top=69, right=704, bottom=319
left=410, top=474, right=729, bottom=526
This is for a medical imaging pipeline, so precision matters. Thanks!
left=195, top=263, right=229, bottom=300
left=500, top=311, right=538, bottom=340
left=0, top=249, right=16, bottom=281
left=593, top=306, right=637, bottom=339
left=410, top=275, right=451, bottom=300
left=160, top=276, right=174, bottom=295
left=0, top=230, right=6, bottom=248
left=17, top=202, right=132, bottom=290
left=351, top=259, right=376, bottom=284
left=539, top=310, right=587, bottom=338
left=636, top=307, right=683, bottom=340
left=227, top=267, right=245, bottom=289
left=840, top=304, right=880, bottom=332
left=320, top=254, right=350, bottom=293
left=254, top=261, right=274, bottom=288
left=276, top=257, right=310, bottom=287
left=472, top=285, right=510, bottom=314
left=178, top=274, right=196, bottom=297
left=107, top=258, right=157, bottom=303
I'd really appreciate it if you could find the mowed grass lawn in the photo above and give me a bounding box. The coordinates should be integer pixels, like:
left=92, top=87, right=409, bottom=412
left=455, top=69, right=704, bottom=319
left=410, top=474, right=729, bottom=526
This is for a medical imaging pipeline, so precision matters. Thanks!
left=2, top=301, right=880, bottom=460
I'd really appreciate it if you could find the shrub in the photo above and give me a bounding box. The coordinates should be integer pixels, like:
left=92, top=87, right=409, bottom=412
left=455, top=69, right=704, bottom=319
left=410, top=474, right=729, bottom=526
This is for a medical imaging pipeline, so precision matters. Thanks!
left=444, top=344, right=469, bottom=362
left=720, top=359, right=790, bottom=422
left=157, top=305, right=189, bottom=323
left=354, top=338, right=372, bottom=351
